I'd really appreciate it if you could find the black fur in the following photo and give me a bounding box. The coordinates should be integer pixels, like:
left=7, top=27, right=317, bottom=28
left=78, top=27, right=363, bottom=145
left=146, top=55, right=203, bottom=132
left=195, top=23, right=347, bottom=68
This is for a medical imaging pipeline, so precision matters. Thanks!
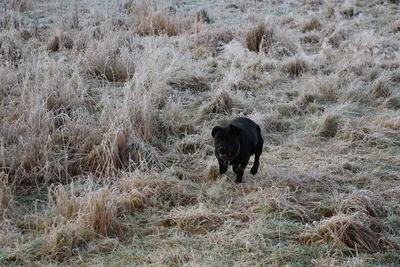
left=212, top=117, right=263, bottom=183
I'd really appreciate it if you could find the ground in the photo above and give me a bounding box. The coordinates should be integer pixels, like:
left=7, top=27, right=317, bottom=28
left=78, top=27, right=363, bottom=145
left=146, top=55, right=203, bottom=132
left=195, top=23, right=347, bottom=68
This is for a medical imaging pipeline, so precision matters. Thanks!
left=0, top=0, right=400, bottom=266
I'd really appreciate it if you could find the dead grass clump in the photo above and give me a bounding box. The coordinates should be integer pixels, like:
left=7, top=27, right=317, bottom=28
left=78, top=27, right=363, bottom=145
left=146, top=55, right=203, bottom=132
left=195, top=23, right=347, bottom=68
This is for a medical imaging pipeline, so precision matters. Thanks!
left=193, top=28, right=234, bottom=57
left=0, top=15, right=21, bottom=30
left=111, top=129, right=129, bottom=170
left=177, top=134, right=204, bottom=154
left=0, top=219, right=18, bottom=247
left=196, top=9, right=211, bottom=24
left=246, top=188, right=319, bottom=223
left=295, top=75, right=342, bottom=108
left=159, top=208, right=249, bottom=234
left=85, top=43, right=134, bottom=82
left=74, top=130, right=155, bottom=175
left=300, top=215, right=384, bottom=253
left=0, top=37, right=25, bottom=66
left=47, top=35, right=74, bottom=52
left=340, top=7, right=358, bottom=19
left=43, top=221, right=95, bottom=262
left=10, top=0, right=32, bottom=12
left=300, top=17, right=321, bottom=33
left=252, top=112, right=290, bottom=144
left=317, top=114, right=340, bottom=138
left=87, top=238, right=119, bottom=255
left=340, top=122, right=394, bottom=148
left=202, top=91, right=233, bottom=116
left=300, top=32, right=320, bottom=44
left=391, top=19, right=400, bottom=33
left=296, top=93, right=319, bottom=110
left=325, top=24, right=352, bottom=48
left=136, top=11, right=180, bottom=36
left=265, top=194, right=318, bottom=223
left=83, top=188, right=123, bottom=236
left=381, top=187, right=400, bottom=202
left=204, top=161, right=219, bottom=181
left=338, top=191, right=387, bottom=218
left=245, top=23, right=273, bottom=52
left=77, top=139, right=113, bottom=175
left=51, top=186, right=124, bottom=236
left=280, top=57, right=308, bottom=76
left=117, top=173, right=198, bottom=207
left=0, top=173, right=12, bottom=216
left=260, top=114, right=291, bottom=133
left=122, top=0, right=133, bottom=11
left=379, top=117, right=400, bottom=131
left=161, top=212, right=224, bottom=234
left=167, top=75, right=211, bottom=92
left=0, top=66, right=19, bottom=95
left=273, top=103, right=300, bottom=117
left=369, top=79, right=392, bottom=99
left=382, top=96, right=400, bottom=110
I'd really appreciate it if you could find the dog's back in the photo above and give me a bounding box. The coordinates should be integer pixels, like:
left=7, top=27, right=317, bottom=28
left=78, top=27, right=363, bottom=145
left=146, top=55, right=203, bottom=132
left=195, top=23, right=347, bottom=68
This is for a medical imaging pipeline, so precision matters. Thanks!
left=230, top=117, right=261, bottom=150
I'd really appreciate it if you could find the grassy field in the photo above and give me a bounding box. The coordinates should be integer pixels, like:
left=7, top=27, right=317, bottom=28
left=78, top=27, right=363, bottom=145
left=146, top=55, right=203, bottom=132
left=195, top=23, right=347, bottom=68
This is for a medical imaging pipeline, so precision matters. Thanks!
left=1, top=0, right=400, bottom=266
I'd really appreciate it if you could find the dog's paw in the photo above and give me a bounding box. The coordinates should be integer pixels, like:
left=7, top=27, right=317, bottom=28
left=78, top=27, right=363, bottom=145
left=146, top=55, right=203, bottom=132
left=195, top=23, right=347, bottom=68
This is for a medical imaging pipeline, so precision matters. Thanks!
left=250, top=167, right=258, bottom=175
left=234, top=177, right=243, bottom=183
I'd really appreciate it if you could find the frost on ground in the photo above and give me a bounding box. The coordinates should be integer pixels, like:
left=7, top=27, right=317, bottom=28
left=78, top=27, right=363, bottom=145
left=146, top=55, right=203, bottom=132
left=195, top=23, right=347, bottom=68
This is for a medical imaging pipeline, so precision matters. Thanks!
left=1, top=0, right=400, bottom=265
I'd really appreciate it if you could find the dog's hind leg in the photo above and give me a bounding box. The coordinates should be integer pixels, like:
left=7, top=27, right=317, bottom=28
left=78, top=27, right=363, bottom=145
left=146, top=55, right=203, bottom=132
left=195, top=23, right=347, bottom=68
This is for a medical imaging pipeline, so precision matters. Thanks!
left=250, top=138, right=263, bottom=175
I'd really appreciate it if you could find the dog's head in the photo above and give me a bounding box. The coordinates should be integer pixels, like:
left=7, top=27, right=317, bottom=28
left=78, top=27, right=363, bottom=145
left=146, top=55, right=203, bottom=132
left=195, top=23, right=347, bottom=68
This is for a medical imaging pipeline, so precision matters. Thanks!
left=212, top=124, right=241, bottom=161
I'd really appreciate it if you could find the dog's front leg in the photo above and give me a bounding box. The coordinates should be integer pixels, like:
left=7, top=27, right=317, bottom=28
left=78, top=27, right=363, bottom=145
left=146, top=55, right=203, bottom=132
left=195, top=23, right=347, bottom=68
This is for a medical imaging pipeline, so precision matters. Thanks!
left=232, top=164, right=243, bottom=183
left=233, top=158, right=249, bottom=183
left=218, top=159, right=228, bottom=174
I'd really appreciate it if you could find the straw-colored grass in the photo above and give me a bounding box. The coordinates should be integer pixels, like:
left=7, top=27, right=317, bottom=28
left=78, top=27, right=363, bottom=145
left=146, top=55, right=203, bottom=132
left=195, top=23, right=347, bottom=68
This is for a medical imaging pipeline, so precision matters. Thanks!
left=202, top=91, right=234, bottom=116
left=1, top=0, right=400, bottom=265
left=300, top=215, right=383, bottom=253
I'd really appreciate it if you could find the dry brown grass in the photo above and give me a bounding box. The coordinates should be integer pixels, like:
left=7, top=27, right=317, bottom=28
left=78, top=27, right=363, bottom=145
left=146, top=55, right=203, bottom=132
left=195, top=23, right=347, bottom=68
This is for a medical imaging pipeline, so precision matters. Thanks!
left=47, top=35, right=74, bottom=52
left=242, top=187, right=320, bottom=223
left=338, top=191, right=387, bottom=218
left=300, top=17, right=321, bottom=33
left=0, top=37, right=25, bottom=66
left=300, top=215, right=384, bottom=253
left=84, top=40, right=134, bottom=82
left=196, top=9, right=211, bottom=24
left=245, top=23, right=273, bottom=52
left=317, top=114, right=340, bottom=138
left=158, top=207, right=249, bottom=234
left=0, top=173, right=12, bottom=217
left=204, top=161, right=219, bottom=181
left=176, top=134, right=205, bottom=154
left=280, top=57, right=308, bottom=76
left=10, top=0, right=32, bottom=12
left=300, top=32, right=320, bottom=44
left=1, top=0, right=400, bottom=265
left=383, top=96, right=400, bottom=110
left=47, top=172, right=198, bottom=254
left=369, top=79, right=392, bottom=99
left=136, top=10, right=181, bottom=36
left=391, top=19, right=400, bottom=32
left=116, top=173, right=198, bottom=207
left=192, top=28, right=234, bottom=57
left=167, top=75, right=211, bottom=92
left=202, top=91, right=234, bottom=116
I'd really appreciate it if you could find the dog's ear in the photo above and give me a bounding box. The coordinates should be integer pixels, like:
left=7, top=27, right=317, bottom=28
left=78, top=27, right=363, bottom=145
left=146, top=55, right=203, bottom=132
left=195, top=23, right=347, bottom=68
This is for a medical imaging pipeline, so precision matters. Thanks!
left=229, top=124, right=242, bottom=135
left=212, top=126, right=222, bottom=137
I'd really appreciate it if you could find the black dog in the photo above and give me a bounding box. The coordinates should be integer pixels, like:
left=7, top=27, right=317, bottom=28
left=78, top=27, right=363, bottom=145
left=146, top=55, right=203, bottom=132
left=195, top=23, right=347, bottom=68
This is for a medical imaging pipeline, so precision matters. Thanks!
left=212, top=117, right=263, bottom=183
